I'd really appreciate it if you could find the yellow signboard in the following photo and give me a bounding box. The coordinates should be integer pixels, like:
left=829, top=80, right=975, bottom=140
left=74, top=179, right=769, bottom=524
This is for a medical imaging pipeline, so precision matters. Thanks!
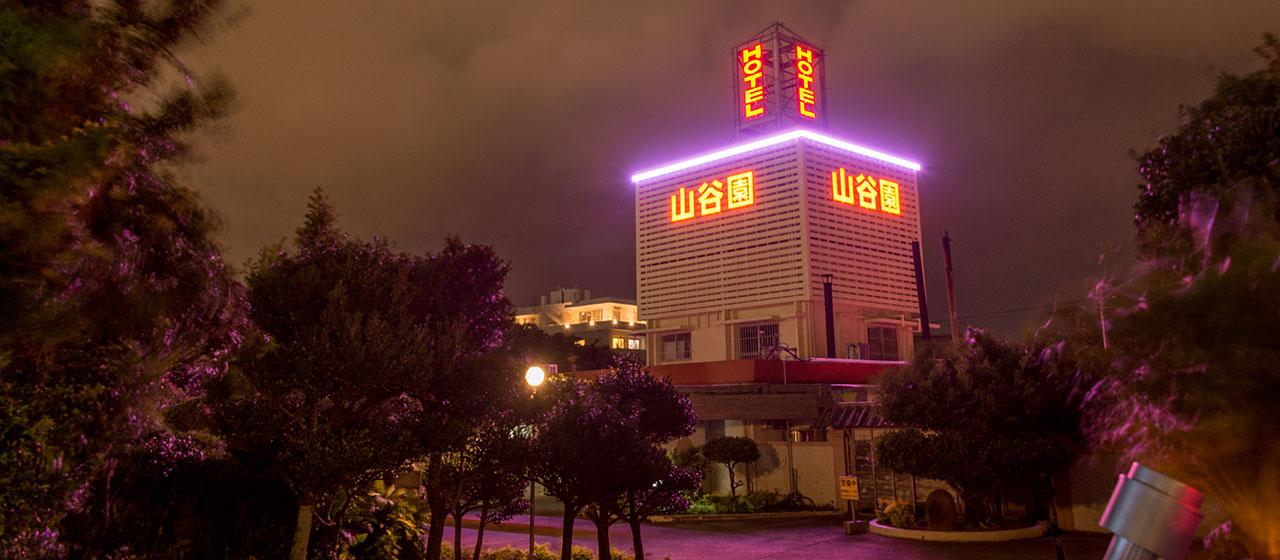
left=839, top=476, right=859, bottom=500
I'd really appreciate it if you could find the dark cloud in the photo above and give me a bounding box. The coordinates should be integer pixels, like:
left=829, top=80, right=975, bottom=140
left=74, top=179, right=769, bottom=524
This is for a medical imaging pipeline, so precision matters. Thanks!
left=187, top=0, right=1280, bottom=334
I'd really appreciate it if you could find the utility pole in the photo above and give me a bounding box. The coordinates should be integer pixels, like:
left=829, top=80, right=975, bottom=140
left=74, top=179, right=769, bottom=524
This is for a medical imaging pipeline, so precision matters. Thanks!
left=911, top=241, right=931, bottom=341
left=822, top=273, right=836, bottom=358
left=942, top=231, right=961, bottom=343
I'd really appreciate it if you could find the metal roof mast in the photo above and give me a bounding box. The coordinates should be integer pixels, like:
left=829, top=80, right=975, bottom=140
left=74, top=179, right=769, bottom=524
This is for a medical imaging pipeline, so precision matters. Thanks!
left=731, top=21, right=829, bottom=140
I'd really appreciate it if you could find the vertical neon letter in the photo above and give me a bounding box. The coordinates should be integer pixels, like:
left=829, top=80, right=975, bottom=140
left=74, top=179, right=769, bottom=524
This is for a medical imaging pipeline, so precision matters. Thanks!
left=855, top=174, right=878, bottom=210
left=741, top=44, right=765, bottom=119
left=726, top=171, right=755, bottom=208
left=697, top=181, right=724, bottom=216
left=795, top=46, right=817, bottom=119
left=671, top=187, right=695, bottom=222
left=832, top=168, right=856, bottom=205
left=879, top=180, right=901, bottom=215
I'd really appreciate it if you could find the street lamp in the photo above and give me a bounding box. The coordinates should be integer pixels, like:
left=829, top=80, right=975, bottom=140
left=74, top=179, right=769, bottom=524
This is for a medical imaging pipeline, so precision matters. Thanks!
left=525, top=365, right=545, bottom=388
left=524, top=366, right=544, bottom=559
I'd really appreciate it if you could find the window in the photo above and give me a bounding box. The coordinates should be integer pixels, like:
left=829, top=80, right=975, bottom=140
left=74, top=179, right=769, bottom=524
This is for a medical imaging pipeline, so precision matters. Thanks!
left=737, top=323, right=780, bottom=359
left=612, top=336, right=643, bottom=350
left=867, top=326, right=899, bottom=361
left=611, top=306, right=623, bottom=320
left=661, top=332, right=691, bottom=362
left=577, top=309, right=602, bottom=323
left=790, top=428, right=827, bottom=442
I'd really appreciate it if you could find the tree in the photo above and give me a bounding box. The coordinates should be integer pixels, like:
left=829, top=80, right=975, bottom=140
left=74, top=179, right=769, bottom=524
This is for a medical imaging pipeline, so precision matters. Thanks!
left=1132, top=33, right=1280, bottom=259
left=0, top=1, right=243, bottom=555
left=873, top=330, right=1085, bottom=527
left=528, top=376, right=620, bottom=560
left=529, top=359, right=697, bottom=560
left=1084, top=36, right=1280, bottom=558
left=701, top=437, right=760, bottom=497
left=438, top=407, right=532, bottom=560
left=214, top=192, right=514, bottom=560
left=584, top=360, right=697, bottom=560
left=614, top=449, right=700, bottom=560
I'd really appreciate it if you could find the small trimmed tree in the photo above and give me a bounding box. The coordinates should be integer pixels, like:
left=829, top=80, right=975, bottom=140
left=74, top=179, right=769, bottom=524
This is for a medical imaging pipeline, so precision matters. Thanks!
left=702, top=436, right=760, bottom=496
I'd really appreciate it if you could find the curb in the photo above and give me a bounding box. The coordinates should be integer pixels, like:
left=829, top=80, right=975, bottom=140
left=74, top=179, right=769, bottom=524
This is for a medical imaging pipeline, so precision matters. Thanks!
left=649, top=511, right=846, bottom=523
left=867, top=520, right=1048, bottom=542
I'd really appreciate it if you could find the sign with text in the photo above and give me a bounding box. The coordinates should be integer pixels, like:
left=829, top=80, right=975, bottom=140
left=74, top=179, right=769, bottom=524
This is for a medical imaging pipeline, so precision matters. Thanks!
left=839, top=476, right=859, bottom=500
left=832, top=168, right=901, bottom=216
left=794, top=45, right=818, bottom=119
left=670, top=170, right=755, bottom=222
left=731, top=24, right=825, bottom=134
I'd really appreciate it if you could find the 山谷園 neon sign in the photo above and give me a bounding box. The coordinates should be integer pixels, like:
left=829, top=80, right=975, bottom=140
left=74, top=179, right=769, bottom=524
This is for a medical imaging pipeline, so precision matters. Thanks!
left=832, top=168, right=900, bottom=215
left=671, top=171, right=755, bottom=222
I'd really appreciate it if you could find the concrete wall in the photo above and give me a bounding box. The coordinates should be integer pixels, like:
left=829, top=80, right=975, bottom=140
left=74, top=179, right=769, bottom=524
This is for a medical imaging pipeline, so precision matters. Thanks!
left=792, top=442, right=839, bottom=506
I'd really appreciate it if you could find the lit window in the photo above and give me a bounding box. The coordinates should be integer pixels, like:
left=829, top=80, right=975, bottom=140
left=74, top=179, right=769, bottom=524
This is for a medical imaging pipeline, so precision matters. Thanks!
left=737, top=323, right=780, bottom=359
left=661, top=333, right=691, bottom=362
left=867, top=326, right=899, bottom=361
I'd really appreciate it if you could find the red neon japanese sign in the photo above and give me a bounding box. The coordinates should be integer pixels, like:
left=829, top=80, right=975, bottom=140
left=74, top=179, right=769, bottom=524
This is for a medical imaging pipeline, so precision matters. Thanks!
left=740, top=44, right=765, bottom=119
left=795, top=45, right=817, bottom=119
left=671, top=171, right=755, bottom=222
left=832, top=168, right=900, bottom=215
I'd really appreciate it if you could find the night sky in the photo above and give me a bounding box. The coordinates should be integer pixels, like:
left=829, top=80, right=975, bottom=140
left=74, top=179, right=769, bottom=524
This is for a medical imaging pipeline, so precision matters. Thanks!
left=185, top=1, right=1280, bottom=336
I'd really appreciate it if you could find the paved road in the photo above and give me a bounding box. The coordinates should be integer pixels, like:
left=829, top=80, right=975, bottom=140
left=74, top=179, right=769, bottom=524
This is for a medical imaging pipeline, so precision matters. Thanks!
left=442, top=514, right=1149, bottom=560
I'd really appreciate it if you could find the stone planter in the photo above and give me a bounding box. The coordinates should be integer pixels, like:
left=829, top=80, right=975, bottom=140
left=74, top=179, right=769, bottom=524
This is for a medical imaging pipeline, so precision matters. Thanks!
left=868, top=520, right=1048, bottom=542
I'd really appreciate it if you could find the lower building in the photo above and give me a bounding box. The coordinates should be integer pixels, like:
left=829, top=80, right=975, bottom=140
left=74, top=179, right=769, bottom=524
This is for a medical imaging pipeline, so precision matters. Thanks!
left=514, top=288, right=646, bottom=357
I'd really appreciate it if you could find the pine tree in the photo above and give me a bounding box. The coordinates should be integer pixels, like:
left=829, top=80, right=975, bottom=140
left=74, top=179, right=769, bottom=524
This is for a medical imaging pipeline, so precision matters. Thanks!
left=0, top=2, right=243, bottom=554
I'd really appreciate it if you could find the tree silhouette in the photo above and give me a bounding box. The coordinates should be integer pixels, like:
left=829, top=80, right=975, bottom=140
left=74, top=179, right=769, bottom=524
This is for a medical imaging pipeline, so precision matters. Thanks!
left=216, top=192, right=513, bottom=560
left=701, top=436, right=760, bottom=497
left=874, top=330, right=1084, bottom=527
left=1, top=1, right=243, bottom=555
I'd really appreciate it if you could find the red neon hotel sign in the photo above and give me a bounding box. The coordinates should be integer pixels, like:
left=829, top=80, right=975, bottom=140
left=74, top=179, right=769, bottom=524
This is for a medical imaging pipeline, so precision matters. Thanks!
left=795, top=45, right=817, bottom=119
left=740, top=44, right=765, bottom=119
left=832, top=168, right=900, bottom=215
left=671, top=171, right=755, bottom=222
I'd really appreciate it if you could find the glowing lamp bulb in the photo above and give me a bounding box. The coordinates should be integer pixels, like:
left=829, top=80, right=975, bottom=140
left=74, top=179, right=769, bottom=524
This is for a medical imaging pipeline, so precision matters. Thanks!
left=525, top=366, right=545, bottom=388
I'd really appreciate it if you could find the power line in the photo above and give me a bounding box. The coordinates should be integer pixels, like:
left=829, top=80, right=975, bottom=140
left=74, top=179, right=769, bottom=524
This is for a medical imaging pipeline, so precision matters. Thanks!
left=957, top=299, right=1088, bottom=321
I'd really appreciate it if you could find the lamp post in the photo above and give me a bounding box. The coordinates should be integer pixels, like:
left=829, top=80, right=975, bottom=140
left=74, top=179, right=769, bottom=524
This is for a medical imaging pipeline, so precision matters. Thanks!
left=524, top=366, right=545, bottom=560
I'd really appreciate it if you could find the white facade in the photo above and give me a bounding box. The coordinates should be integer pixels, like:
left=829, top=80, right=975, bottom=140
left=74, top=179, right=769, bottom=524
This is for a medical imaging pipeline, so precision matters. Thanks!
left=513, top=288, right=645, bottom=351
left=633, top=130, right=923, bottom=365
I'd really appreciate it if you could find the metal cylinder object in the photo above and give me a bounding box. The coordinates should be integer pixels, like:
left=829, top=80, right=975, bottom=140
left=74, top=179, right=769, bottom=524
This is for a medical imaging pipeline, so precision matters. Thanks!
left=1099, top=462, right=1205, bottom=560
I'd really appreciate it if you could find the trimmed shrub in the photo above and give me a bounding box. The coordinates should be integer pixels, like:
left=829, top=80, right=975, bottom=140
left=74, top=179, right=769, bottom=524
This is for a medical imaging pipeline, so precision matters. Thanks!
left=876, top=500, right=917, bottom=529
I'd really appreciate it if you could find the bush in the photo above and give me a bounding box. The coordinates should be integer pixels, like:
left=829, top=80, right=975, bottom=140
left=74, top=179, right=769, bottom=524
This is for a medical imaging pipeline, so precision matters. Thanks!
left=686, top=495, right=716, bottom=514
left=876, top=500, right=917, bottom=529
left=686, top=489, right=831, bottom=514
left=743, top=490, right=782, bottom=512
left=480, top=544, right=553, bottom=560
left=475, top=544, right=620, bottom=560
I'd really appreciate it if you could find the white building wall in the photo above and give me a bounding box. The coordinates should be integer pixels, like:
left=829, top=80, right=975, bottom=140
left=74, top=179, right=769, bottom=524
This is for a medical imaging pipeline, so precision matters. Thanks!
left=636, top=135, right=922, bottom=364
